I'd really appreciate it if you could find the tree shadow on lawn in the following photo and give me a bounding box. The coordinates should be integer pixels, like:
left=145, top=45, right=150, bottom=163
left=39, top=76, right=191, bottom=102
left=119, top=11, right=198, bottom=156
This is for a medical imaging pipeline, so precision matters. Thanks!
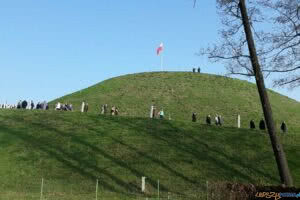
left=97, top=116, right=279, bottom=184
left=0, top=122, right=143, bottom=194
left=1, top=113, right=285, bottom=195
left=40, top=116, right=194, bottom=196
left=0, top=125, right=126, bottom=193
left=1, top=115, right=178, bottom=196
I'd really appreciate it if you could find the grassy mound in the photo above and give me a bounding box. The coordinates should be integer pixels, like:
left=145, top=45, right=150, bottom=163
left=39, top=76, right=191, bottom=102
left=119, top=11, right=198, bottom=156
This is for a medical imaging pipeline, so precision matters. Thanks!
left=51, top=72, right=300, bottom=132
left=0, top=110, right=299, bottom=199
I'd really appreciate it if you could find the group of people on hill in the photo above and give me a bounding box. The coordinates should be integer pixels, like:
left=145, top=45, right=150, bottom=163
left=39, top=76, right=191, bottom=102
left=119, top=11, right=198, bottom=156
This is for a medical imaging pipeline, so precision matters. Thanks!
left=192, top=67, right=201, bottom=73
left=33, top=100, right=121, bottom=115
left=17, top=100, right=29, bottom=109
left=110, top=105, right=119, bottom=115
left=251, top=119, right=267, bottom=130
left=2, top=98, right=291, bottom=134
left=55, top=102, right=73, bottom=111
left=35, top=101, right=49, bottom=110
left=0, top=100, right=49, bottom=110
left=150, top=105, right=165, bottom=119
left=0, top=103, right=16, bottom=109
left=190, top=111, right=288, bottom=133
left=100, top=104, right=119, bottom=115
left=192, top=113, right=223, bottom=126
left=250, top=119, right=287, bottom=133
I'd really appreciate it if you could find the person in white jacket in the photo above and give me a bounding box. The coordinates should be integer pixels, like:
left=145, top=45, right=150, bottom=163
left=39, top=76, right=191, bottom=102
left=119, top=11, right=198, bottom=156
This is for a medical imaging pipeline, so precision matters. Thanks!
left=55, top=102, right=61, bottom=110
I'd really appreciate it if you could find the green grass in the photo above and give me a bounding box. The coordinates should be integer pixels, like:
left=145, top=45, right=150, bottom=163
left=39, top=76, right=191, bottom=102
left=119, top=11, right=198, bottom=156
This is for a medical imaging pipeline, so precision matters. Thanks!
left=0, top=110, right=299, bottom=199
left=51, top=72, right=300, bottom=132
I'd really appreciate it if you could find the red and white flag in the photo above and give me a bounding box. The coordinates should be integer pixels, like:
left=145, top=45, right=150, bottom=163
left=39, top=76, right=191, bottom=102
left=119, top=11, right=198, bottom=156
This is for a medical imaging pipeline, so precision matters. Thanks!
left=156, top=43, right=163, bottom=55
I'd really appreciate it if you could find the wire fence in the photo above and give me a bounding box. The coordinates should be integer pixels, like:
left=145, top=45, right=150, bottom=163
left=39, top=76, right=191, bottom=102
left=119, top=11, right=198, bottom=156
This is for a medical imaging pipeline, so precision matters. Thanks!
left=0, top=178, right=261, bottom=200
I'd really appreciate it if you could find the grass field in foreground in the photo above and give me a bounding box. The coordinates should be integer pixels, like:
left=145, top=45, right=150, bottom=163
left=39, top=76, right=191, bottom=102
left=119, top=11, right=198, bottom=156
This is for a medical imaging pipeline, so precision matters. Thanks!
left=0, top=110, right=299, bottom=199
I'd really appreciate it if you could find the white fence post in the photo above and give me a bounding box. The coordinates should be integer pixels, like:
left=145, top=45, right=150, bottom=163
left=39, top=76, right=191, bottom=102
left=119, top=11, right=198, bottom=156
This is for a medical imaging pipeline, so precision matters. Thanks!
left=206, top=180, right=209, bottom=200
left=96, top=179, right=99, bottom=200
left=40, top=178, right=44, bottom=200
left=238, top=114, right=241, bottom=128
left=157, top=180, right=160, bottom=200
left=141, top=176, right=146, bottom=193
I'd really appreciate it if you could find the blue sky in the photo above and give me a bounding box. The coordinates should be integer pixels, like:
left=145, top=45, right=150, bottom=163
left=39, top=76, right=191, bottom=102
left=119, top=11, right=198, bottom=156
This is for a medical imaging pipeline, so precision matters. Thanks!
left=0, top=0, right=299, bottom=104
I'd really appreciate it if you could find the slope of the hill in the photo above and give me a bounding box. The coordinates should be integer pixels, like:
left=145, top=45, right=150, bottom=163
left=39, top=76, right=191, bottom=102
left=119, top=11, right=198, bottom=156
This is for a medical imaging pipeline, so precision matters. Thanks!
left=0, top=110, right=299, bottom=200
left=51, top=72, right=300, bottom=132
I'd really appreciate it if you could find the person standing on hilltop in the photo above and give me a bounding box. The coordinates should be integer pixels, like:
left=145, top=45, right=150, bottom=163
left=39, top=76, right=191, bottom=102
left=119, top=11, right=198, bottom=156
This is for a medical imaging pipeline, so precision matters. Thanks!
left=218, top=115, right=223, bottom=126
left=55, top=102, right=61, bottom=110
left=250, top=120, right=255, bottom=129
left=115, top=107, right=119, bottom=115
left=101, top=104, right=105, bottom=114
left=281, top=121, right=287, bottom=133
left=206, top=115, right=211, bottom=125
left=159, top=109, right=164, bottom=119
left=152, top=106, right=156, bottom=119
left=17, top=101, right=21, bottom=109
left=259, top=119, right=266, bottom=130
left=69, top=104, right=73, bottom=111
left=21, top=100, right=28, bottom=109
left=84, top=103, right=89, bottom=112
left=104, top=104, right=108, bottom=115
left=111, top=105, right=116, bottom=115
left=42, top=101, right=47, bottom=110
left=215, top=115, right=219, bottom=125
left=30, top=101, right=35, bottom=110
left=192, top=112, right=197, bottom=122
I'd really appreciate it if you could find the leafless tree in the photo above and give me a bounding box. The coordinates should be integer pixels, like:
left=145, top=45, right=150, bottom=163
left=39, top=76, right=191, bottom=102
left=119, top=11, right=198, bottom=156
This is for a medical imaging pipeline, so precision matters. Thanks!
left=258, top=0, right=300, bottom=88
left=196, top=0, right=294, bottom=186
left=197, top=0, right=300, bottom=88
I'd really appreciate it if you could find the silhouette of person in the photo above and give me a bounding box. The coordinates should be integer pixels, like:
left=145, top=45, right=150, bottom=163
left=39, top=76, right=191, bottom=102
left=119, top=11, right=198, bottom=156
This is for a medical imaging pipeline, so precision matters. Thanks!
left=281, top=121, right=287, bottom=133
left=259, top=119, right=266, bottom=130
left=250, top=120, right=255, bottom=129
left=192, top=112, right=197, bottom=122
left=206, top=115, right=211, bottom=125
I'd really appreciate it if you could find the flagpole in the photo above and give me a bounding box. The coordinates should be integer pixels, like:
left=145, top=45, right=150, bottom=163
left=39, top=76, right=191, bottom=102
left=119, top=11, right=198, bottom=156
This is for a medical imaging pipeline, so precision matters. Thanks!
left=160, top=53, right=163, bottom=71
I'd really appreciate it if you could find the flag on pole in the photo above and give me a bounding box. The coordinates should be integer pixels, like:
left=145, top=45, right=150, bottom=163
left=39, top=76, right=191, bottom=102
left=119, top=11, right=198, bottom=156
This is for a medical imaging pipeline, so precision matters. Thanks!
left=156, top=43, right=163, bottom=55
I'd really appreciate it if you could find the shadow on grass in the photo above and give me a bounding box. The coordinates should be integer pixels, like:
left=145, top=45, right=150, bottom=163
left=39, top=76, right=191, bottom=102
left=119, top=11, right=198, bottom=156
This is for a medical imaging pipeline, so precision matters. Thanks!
left=0, top=125, right=125, bottom=193
left=1, top=114, right=179, bottom=196
left=95, top=115, right=279, bottom=183
left=1, top=112, right=290, bottom=197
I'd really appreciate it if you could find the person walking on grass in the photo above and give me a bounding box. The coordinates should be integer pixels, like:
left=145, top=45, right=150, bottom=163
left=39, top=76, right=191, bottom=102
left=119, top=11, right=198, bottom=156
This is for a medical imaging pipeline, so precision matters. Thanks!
left=84, top=103, right=89, bottom=112
left=101, top=104, right=105, bottom=114
left=111, top=105, right=116, bottom=115
left=215, top=115, right=219, bottom=125
left=259, top=119, right=266, bottom=130
left=159, top=109, right=164, bottom=119
left=206, top=115, right=211, bottom=125
left=30, top=100, right=34, bottom=110
left=281, top=121, right=287, bottom=133
left=192, top=112, right=197, bottom=122
left=250, top=120, right=255, bottom=129
left=218, top=115, right=222, bottom=126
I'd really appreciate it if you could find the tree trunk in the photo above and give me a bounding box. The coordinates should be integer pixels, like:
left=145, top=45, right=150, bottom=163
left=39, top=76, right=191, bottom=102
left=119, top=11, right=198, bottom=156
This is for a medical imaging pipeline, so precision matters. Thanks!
left=238, top=0, right=293, bottom=186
